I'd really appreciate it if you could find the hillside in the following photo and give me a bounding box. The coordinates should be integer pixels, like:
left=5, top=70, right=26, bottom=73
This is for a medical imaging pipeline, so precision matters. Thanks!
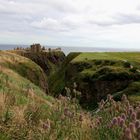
left=49, top=52, right=81, bottom=95
left=0, top=51, right=140, bottom=140
left=0, top=51, right=48, bottom=93
left=0, top=51, right=91, bottom=139
left=10, top=50, right=66, bottom=76
left=51, top=52, right=140, bottom=108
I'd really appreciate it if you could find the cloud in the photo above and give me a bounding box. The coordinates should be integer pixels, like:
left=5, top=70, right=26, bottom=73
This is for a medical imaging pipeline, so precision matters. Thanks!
left=31, top=18, right=61, bottom=31
left=87, top=13, right=140, bottom=27
left=116, top=14, right=140, bottom=25
left=31, top=15, right=81, bottom=32
left=1, top=0, right=140, bottom=48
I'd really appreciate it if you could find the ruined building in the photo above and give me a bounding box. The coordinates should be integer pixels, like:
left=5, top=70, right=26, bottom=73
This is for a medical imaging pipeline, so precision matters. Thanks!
left=30, top=44, right=42, bottom=53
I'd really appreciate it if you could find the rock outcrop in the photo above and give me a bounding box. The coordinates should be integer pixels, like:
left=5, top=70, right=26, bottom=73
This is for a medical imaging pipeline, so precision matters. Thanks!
left=22, top=51, right=65, bottom=75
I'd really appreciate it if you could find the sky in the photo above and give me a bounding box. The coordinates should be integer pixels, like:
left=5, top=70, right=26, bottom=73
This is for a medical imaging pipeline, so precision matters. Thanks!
left=0, top=0, right=140, bottom=49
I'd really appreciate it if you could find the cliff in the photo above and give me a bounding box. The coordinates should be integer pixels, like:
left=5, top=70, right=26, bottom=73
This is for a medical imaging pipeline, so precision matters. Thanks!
left=11, top=50, right=66, bottom=76
left=50, top=52, right=140, bottom=108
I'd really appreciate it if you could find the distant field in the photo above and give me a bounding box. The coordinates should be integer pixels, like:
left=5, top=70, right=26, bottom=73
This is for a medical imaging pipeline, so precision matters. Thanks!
left=72, top=52, right=140, bottom=63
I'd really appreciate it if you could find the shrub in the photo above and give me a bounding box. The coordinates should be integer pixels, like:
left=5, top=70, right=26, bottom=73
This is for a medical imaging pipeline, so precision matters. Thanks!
left=123, top=61, right=131, bottom=68
left=94, top=60, right=102, bottom=65
left=129, top=67, right=137, bottom=73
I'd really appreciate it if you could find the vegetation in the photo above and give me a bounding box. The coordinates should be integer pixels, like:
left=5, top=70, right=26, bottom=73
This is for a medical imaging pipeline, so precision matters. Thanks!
left=59, top=52, right=140, bottom=108
left=0, top=81, right=140, bottom=139
left=49, top=52, right=81, bottom=96
left=72, top=52, right=140, bottom=64
left=0, top=51, right=140, bottom=139
left=0, top=51, right=48, bottom=92
left=11, top=50, right=66, bottom=76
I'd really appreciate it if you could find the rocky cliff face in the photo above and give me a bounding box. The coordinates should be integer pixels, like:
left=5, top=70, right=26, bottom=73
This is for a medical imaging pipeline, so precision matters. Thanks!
left=21, top=51, right=66, bottom=76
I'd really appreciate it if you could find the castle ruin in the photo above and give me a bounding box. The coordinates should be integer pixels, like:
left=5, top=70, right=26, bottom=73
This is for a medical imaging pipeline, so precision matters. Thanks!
left=30, top=44, right=42, bottom=53
left=14, top=44, right=62, bottom=53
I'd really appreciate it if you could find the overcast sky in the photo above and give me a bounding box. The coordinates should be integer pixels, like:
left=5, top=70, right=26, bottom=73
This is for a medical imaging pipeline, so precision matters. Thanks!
left=0, top=0, right=140, bottom=48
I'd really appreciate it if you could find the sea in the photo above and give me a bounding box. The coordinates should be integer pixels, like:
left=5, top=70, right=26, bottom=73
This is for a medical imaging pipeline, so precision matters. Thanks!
left=0, top=44, right=140, bottom=55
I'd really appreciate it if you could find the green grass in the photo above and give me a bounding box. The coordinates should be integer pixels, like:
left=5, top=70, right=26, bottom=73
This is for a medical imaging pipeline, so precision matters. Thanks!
left=72, top=52, right=140, bottom=69
left=49, top=52, right=81, bottom=96
left=0, top=51, right=48, bottom=92
left=73, top=52, right=140, bottom=62
left=0, top=51, right=140, bottom=139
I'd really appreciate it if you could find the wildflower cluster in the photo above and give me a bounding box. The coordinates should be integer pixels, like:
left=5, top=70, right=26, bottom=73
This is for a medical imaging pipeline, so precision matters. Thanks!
left=0, top=85, right=140, bottom=140
left=93, top=94, right=140, bottom=140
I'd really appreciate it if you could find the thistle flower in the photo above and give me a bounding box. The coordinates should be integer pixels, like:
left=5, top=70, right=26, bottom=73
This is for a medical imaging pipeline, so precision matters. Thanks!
left=119, top=118, right=125, bottom=127
left=121, top=94, right=127, bottom=101
left=135, top=120, right=140, bottom=129
left=124, top=128, right=132, bottom=140
left=108, top=123, right=113, bottom=128
left=69, top=112, right=74, bottom=118
left=112, top=101, right=117, bottom=108
left=89, top=124, right=94, bottom=129
left=129, top=122, right=136, bottom=134
left=111, top=98, right=115, bottom=104
left=128, top=107, right=134, bottom=115
left=136, top=107, right=139, bottom=111
left=116, top=103, right=120, bottom=112
left=64, top=108, right=70, bottom=117
left=131, top=112, right=137, bottom=121
left=58, top=94, right=64, bottom=100
left=121, top=113, right=126, bottom=120
left=117, top=116, right=121, bottom=125
left=43, top=119, right=51, bottom=130
left=107, top=94, right=113, bottom=101
left=124, top=109, right=128, bottom=116
left=136, top=109, right=140, bottom=119
left=125, top=100, right=130, bottom=107
left=79, top=114, right=83, bottom=122
left=112, top=117, right=118, bottom=125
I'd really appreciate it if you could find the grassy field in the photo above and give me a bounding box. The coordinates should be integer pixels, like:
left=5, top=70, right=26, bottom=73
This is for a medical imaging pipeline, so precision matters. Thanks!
left=72, top=52, right=140, bottom=66
left=73, top=52, right=140, bottom=61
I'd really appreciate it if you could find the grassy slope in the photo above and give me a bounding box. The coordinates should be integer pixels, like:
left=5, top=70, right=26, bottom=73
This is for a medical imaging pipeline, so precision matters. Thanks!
left=0, top=51, right=53, bottom=106
left=0, top=51, right=48, bottom=92
left=49, top=52, right=81, bottom=96
left=0, top=51, right=53, bottom=139
left=0, top=51, right=92, bottom=140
